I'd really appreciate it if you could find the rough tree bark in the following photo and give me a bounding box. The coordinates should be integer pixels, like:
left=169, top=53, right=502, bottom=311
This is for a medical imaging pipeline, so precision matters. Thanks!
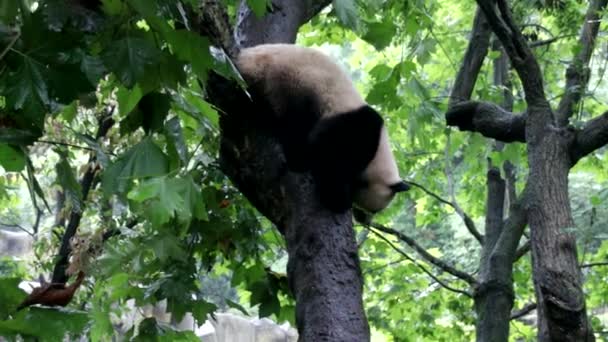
left=449, top=11, right=529, bottom=341
left=201, top=1, right=370, bottom=340
left=447, top=0, right=608, bottom=340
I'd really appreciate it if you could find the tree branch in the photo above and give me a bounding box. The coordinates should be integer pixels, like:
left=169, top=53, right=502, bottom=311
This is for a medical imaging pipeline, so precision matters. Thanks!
left=368, top=227, right=473, bottom=298
left=474, top=0, right=548, bottom=104
left=51, top=109, right=114, bottom=283
left=514, top=240, right=531, bottom=262
left=556, top=0, right=608, bottom=125
left=580, top=261, right=608, bottom=268
left=529, top=35, right=570, bottom=48
left=198, top=0, right=236, bottom=56
left=446, top=101, right=526, bottom=143
left=406, top=180, right=483, bottom=244
left=369, top=223, right=478, bottom=286
left=571, top=110, right=608, bottom=164
left=234, top=0, right=331, bottom=48
left=448, top=7, right=492, bottom=106
left=511, top=302, right=537, bottom=320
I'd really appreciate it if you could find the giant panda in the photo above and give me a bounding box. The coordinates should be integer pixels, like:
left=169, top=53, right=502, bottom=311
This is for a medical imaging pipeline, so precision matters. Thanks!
left=235, top=44, right=409, bottom=219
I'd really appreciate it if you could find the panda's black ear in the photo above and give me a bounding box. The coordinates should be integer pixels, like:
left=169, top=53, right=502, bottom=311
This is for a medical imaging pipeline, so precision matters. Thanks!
left=390, top=181, right=410, bottom=193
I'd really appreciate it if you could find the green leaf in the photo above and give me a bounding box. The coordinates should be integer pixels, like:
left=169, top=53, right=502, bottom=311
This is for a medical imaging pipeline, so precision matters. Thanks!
left=127, top=0, right=171, bottom=34
left=127, top=176, right=206, bottom=227
left=0, top=144, right=25, bottom=172
left=333, top=0, right=360, bottom=31
left=55, top=152, right=83, bottom=213
left=0, top=127, right=40, bottom=146
left=80, top=54, right=107, bottom=85
left=190, top=300, right=217, bottom=323
left=246, top=0, right=271, bottom=17
left=102, top=138, right=169, bottom=196
left=362, top=21, right=397, bottom=51
left=149, top=233, right=187, bottom=261
left=26, top=158, right=52, bottom=212
left=164, top=30, right=212, bottom=81
left=102, top=37, right=161, bottom=88
left=116, top=84, right=144, bottom=117
left=181, top=90, right=219, bottom=127
left=3, top=59, right=49, bottom=128
left=209, top=47, right=247, bottom=88
left=0, top=277, right=27, bottom=318
left=157, top=52, right=187, bottom=89
left=164, top=117, right=188, bottom=167
left=59, top=101, right=78, bottom=123
left=104, top=272, right=133, bottom=301
left=226, top=299, right=250, bottom=316
left=102, top=0, right=127, bottom=15
left=0, top=307, right=88, bottom=340
left=128, top=177, right=184, bottom=226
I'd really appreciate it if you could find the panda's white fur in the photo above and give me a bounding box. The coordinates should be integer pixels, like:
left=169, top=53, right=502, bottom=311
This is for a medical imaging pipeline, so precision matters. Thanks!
left=237, top=44, right=364, bottom=117
left=236, top=44, right=408, bottom=215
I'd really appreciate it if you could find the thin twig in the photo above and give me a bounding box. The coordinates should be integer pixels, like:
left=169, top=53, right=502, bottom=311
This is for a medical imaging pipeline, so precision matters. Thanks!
left=580, top=261, right=608, bottom=268
left=37, top=140, right=97, bottom=153
left=441, top=135, right=484, bottom=243
left=0, top=222, right=34, bottom=237
left=405, top=181, right=480, bottom=243
left=0, top=32, right=20, bottom=61
left=367, top=227, right=473, bottom=298
left=364, top=257, right=407, bottom=275
left=529, top=35, right=573, bottom=48
left=511, top=302, right=537, bottom=320
left=370, top=222, right=478, bottom=285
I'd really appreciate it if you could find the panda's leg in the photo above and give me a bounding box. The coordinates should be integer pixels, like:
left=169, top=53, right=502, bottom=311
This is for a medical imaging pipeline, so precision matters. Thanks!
left=308, top=129, right=357, bottom=213
left=275, top=95, right=320, bottom=173
left=312, top=168, right=353, bottom=213
left=277, top=124, right=312, bottom=172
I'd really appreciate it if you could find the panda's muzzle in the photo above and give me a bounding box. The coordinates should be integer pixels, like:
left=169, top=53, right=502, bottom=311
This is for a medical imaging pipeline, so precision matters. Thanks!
left=390, top=180, right=410, bottom=193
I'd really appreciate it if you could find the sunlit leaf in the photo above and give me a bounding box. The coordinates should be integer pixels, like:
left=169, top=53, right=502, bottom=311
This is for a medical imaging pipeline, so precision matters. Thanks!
left=332, top=0, right=360, bottom=31
left=0, top=144, right=25, bottom=172
left=0, top=307, right=88, bottom=340
left=102, top=137, right=169, bottom=196
left=362, top=21, right=396, bottom=51
left=246, top=0, right=271, bottom=17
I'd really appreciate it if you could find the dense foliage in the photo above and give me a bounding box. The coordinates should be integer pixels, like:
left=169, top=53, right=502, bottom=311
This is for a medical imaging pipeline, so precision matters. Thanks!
left=0, top=0, right=606, bottom=340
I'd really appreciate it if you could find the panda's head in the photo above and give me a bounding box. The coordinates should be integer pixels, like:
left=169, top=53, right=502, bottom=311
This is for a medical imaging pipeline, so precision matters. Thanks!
left=354, top=180, right=409, bottom=213
left=352, top=180, right=409, bottom=224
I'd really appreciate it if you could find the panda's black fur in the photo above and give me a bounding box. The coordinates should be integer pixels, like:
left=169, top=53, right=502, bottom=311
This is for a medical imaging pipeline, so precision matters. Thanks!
left=236, top=44, right=409, bottom=216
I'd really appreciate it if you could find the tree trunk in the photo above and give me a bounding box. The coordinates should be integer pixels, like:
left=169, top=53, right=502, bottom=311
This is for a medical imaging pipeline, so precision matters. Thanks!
left=208, top=1, right=371, bottom=340
left=475, top=168, right=512, bottom=342
left=526, top=110, right=592, bottom=341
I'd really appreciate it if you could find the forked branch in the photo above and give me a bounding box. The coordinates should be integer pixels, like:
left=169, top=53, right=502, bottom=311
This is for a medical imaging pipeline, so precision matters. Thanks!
left=571, top=111, right=608, bottom=164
